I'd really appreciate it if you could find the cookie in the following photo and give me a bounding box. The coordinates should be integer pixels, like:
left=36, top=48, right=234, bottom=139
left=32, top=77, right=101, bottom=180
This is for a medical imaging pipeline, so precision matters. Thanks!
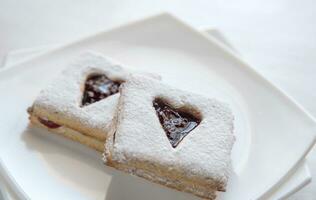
left=28, top=51, right=159, bottom=152
left=103, top=75, right=235, bottom=199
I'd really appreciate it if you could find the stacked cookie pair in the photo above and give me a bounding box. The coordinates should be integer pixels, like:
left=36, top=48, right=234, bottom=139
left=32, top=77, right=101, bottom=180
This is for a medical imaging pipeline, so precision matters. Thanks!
left=28, top=52, right=235, bottom=200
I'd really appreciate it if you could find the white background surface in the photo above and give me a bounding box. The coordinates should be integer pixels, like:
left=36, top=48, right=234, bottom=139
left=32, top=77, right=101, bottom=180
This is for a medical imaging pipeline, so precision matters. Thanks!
left=0, top=0, right=315, bottom=199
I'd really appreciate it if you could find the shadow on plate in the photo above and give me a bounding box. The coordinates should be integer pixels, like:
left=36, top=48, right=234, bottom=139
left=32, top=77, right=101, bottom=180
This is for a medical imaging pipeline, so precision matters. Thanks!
left=21, top=125, right=109, bottom=196
left=104, top=169, right=199, bottom=200
left=21, top=125, right=199, bottom=200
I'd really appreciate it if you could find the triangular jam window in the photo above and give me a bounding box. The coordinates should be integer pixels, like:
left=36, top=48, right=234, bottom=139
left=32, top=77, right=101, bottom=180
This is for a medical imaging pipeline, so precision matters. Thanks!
left=81, top=74, right=121, bottom=107
left=153, top=98, right=201, bottom=148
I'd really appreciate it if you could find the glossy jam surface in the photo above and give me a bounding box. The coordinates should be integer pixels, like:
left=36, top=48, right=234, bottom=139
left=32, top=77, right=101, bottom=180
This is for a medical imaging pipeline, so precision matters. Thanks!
left=38, top=117, right=61, bottom=129
left=153, top=99, right=200, bottom=148
left=82, top=74, right=121, bottom=106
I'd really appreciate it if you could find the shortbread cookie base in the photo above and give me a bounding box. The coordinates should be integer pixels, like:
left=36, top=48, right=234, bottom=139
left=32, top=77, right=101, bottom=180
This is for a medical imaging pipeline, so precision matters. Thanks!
left=105, top=132, right=217, bottom=200
left=103, top=75, right=235, bottom=200
left=104, top=103, right=217, bottom=199
left=30, top=52, right=161, bottom=143
left=30, top=52, right=130, bottom=142
left=29, top=114, right=104, bottom=152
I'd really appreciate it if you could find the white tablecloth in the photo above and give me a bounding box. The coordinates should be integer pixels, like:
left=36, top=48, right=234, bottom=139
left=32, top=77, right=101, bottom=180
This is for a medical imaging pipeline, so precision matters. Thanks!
left=1, top=0, right=315, bottom=199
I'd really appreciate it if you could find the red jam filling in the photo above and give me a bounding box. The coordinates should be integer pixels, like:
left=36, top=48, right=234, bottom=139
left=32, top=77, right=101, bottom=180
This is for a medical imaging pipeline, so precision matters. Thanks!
left=38, top=117, right=61, bottom=129
left=82, top=74, right=121, bottom=106
left=153, top=99, right=200, bottom=148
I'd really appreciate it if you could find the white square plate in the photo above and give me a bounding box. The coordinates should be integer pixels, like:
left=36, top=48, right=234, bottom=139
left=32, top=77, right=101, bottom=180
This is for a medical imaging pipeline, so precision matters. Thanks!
left=0, top=13, right=315, bottom=200
left=0, top=27, right=312, bottom=200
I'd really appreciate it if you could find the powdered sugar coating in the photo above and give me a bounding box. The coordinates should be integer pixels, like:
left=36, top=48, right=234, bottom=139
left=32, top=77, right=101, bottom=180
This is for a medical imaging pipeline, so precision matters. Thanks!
left=104, top=75, right=235, bottom=195
left=32, top=51, right=130, bottom=140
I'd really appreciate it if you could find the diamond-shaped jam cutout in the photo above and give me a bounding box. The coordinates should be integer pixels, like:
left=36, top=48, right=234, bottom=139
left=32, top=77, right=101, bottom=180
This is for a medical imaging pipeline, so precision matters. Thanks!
left=153, top=99, right=200, bottom=148
left=81, top=74, right=121, bottom=106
